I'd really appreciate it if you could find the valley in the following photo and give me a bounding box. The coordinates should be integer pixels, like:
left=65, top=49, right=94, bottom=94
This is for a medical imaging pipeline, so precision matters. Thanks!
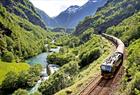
left=0, top=0, right=140, bottom=95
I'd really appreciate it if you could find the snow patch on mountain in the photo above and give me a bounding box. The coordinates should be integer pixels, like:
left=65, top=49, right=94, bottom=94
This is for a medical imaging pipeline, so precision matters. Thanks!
left=66, top=5, right=80, bottom=13
left=89, top=0, right=97, bottom=3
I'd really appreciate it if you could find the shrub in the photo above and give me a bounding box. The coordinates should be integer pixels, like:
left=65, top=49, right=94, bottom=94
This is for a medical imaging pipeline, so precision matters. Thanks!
left=39, top=61, right=79, bottom=95
left=12, top=89, right=28, bottom=95
left=30, top=91, right=42, bottom=95
left=79, top=48, right=101, bottom=67
left=133, top=72, right=140, bottom=94
left=2, top=51, right=14, bottom=62
left=1, top=64, right=42, bottom=94
left=47, top=53, right=70, bottom=66
left=1, top=71, right=18, bottom=92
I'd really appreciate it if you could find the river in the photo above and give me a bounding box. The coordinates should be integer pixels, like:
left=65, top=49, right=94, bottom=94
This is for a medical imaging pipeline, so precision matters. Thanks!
left=26, top=52, right=48, bottom=68
left=26, top=46, right=61, bottom=68
left=26, top=45, right=61, bottom=93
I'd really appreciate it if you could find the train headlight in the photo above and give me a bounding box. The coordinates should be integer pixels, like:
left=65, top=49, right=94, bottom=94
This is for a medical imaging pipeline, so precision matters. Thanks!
left=101, top=65, right=106, bottom=71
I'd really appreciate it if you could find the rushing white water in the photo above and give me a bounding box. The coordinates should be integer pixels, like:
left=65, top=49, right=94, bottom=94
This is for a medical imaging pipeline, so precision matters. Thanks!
left=27, top=45, right=61, bottom=93
left=29, top=68, right=49, bottom=94
left=50, top=46, right=61, bottom=53
left=29, top=79, right=42, bottom=93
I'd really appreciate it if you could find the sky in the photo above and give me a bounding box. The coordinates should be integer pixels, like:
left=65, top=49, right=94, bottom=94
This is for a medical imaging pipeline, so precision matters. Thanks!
left=29, top=0, right=88, bottom=17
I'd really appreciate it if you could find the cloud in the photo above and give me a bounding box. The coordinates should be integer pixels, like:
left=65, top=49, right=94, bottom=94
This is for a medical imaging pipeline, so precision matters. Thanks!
left=29, top=0, right=88, bottom=17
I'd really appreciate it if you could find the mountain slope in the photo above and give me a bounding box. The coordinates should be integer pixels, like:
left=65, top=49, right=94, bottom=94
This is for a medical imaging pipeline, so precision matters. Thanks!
left=0, top=4, right=48, bottom=61
left=74, top=0, right=140, bottom=35
left=0, top=0, right=46, bottom=29
left=53, top=5, right=80, bottom=28
left=106, top=12, right=140, bottom=46
left=55, top=0, right=107, bottom=28
left=35, top=8, right=57, bottom=28
left=38, top=0, right=107, bottom=28
left=73, top=0, right=140, bottom=94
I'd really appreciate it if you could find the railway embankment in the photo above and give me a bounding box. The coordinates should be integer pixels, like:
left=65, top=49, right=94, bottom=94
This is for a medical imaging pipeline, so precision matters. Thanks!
left=79, top=34, right=125, bottom=95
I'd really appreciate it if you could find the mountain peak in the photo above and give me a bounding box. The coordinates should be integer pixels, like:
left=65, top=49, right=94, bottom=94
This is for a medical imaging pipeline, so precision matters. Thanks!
left=66, top=5, right=80, bottom=13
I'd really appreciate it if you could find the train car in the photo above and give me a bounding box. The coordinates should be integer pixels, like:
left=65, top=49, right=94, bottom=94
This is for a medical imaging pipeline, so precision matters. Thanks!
left=100, top=52, right=123, bottom=79
left=100, top=33, right=124, bottom=79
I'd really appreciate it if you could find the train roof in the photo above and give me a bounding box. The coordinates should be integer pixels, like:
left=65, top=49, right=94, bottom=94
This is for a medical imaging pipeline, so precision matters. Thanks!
left=101, top=52, right=122, bottom=66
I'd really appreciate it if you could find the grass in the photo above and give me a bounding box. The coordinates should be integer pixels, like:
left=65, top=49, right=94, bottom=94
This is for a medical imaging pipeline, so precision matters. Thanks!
left=0, top=61, right=30, bottom=85
left=55, top=36, right=115, bottom=95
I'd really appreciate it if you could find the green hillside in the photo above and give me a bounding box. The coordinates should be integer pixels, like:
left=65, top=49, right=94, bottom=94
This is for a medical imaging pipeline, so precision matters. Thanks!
left=69, top=0, right=140, bottom=94
left=0, top=3, right=55, bottom=94
left=0, top=0, right=46, bottom=28
left=105, top=11, right=140, bottom=95
left=38, top=30, right=114, bottom=95
left=74, top=0, right=140, bottom=35
left=0, top=0, right=140, bottom=94
left=37, top=0, right=140, bottom=94
left=0, top=4, right=49, bottom=61
left=106, top=12, right=140, bottom=46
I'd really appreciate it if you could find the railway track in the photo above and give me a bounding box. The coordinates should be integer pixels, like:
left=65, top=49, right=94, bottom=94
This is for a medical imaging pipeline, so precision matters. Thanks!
left=79, top=34, right=125, bottom=95
left=79, top=65, right=124, bottom=95
left=79, top=75, right=102, bottom=95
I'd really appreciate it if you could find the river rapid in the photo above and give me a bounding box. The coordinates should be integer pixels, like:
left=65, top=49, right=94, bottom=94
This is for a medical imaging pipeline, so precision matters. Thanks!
left=26, top=45, right=61, bottom=93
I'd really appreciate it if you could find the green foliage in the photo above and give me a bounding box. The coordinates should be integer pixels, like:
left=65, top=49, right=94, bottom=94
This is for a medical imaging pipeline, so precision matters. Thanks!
left=39, top=61, right=79, bottom=95
left=2, top=71, right=18, bottom=92
left=134, top=88, right=140, bottom=95
left=29, top=64, right=42, bottom=76
left=79, top=47, right=101, bottom=67
left=120, top=39, right=140, bottom=94
left=1, top=51, right=14, bottom=62
left=75, top=0, right=140, bottom=35
left=78, top=35, right=103, bottom=67
left=67, top=36, right=80, bottom=48
left=39, top=34, right=105, bottom=94
left=30, top=91, right=42, bottom=95
left=17, top=71, right=29, bottom=88
left=49, top=34, right=103, bottom=67
left=0, top=61, right=29, bottom=85
left=0, top=0, right=46, bottom=28
left=106, top=12, right=140, bottom=46
left=0, top=5, right=58, bottom=61
left=0, top=37, right=7, bottom=50
left=26, top=64, right=42, bottom=87
left=134, top=73, right=140, bottom=94
left=79, top=28, right=94, bottom=43
left=55, top=34, right=80, bottom=47
left=1, top=64, right=42, bottom=94
left=47, top=53, right=72, bottom=66
left=12, top=89, right=28, bottom=95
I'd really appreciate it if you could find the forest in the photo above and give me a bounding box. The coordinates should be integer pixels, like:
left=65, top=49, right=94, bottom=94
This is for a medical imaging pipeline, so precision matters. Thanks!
left=0, top=0, right=140, bottom=94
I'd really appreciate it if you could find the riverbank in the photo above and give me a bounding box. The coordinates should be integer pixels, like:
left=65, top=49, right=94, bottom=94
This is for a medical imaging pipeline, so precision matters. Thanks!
left=27, top=46, right=61, bottom=93
left=26, top=46, right=61, bottom=67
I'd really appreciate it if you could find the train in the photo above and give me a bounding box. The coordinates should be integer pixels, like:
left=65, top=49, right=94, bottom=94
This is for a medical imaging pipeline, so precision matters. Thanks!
left=100, top=33, right=125, bottom=79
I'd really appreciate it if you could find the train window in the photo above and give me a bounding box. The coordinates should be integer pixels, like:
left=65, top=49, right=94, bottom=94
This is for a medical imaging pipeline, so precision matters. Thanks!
left=101, top=65, right=106, bottom=70
left=101, top=65, right=112, bottom=72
